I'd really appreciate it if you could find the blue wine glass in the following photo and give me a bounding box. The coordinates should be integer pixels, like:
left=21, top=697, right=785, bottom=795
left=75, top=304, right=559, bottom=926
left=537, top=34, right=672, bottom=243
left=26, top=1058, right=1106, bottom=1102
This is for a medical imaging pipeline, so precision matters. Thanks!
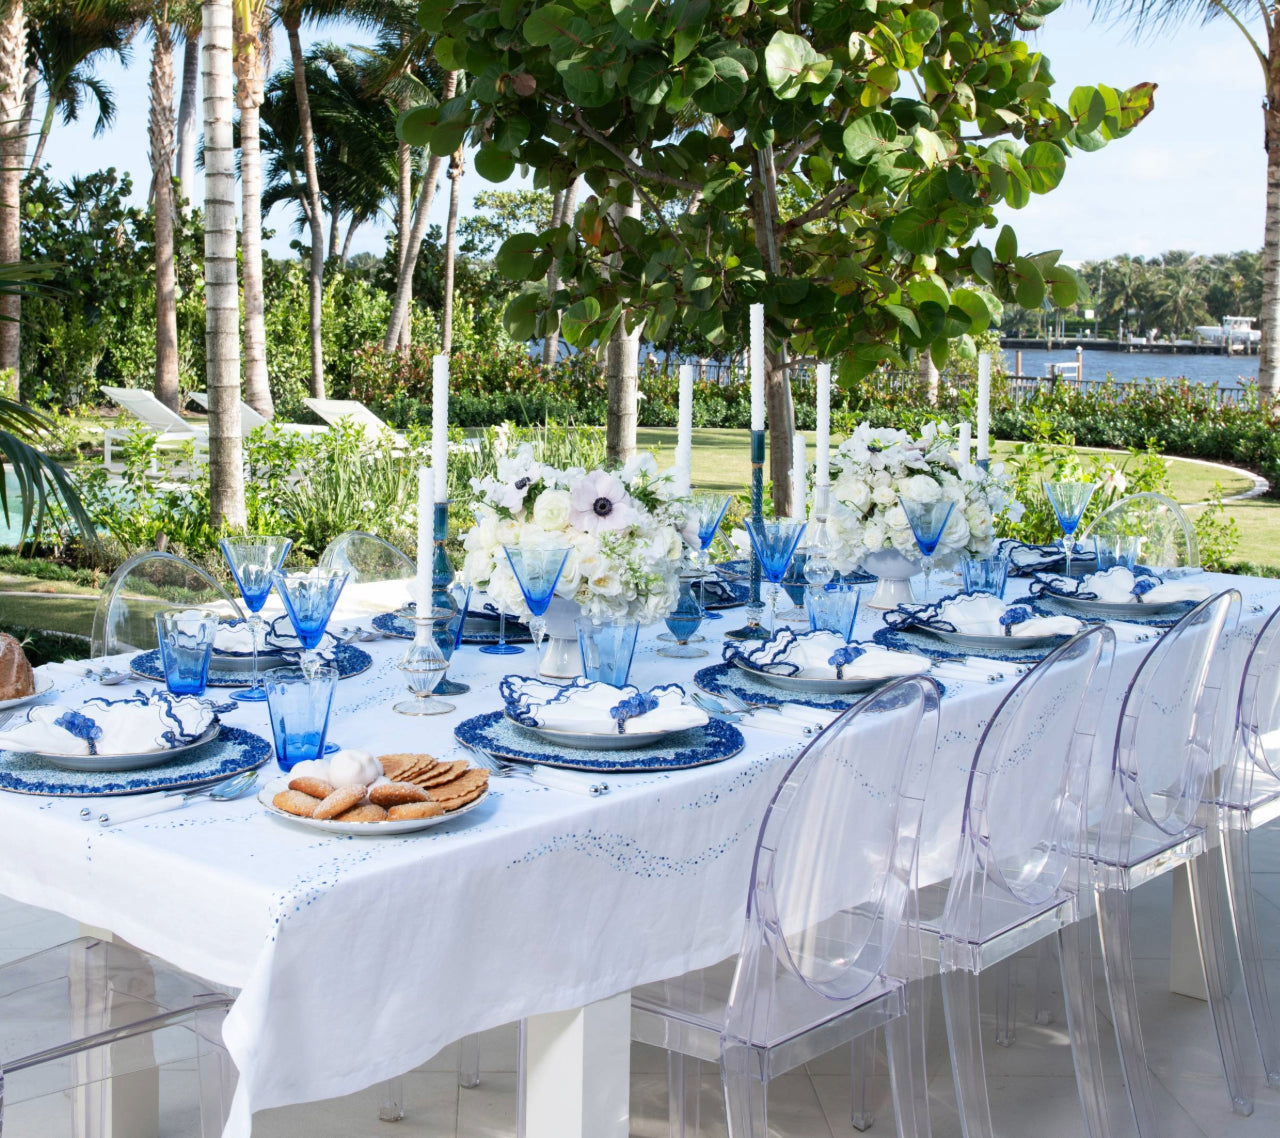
left=220, top=536, right=292, bottom=702
left=1044, top=481, right=1098, bottom=578
left=897, top=496, right=956, bottom=599
left=502, top=546, right=572, bottom=658
left=271, top=568, right=349, bottom=675
left=658, top=574, right=707, bottom=658
left=692, top=492, right=732, bottom=621
left=744, top=518, right=807, bottom=630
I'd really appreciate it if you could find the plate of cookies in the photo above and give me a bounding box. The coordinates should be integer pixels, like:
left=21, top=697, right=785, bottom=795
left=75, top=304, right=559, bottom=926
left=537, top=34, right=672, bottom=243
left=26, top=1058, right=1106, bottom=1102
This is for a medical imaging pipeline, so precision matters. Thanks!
left=259, top=749, right=491, bottom=834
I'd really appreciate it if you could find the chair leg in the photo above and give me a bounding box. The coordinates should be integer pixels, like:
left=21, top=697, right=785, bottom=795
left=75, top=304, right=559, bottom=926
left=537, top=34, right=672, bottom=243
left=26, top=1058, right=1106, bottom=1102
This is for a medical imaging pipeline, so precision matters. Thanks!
left=1058, top=921, right=1112, bottom=1138
left=377, top=1077, right=405, bottom=1123
left=721, top=1042, right=767, bottom=1138
left=993, top=959, right=1016, bottom=1047
left=850, top=1031, right=875, bottom=1131
left=886, top=996, right=932, bottom=1138
left=1222, top=820, right=1280, bottom=1088
left=516, top=1019, right=527, bottom=1138
left=1187, top=849, right=1254, bottom=1117
left=194, top=1003, right=235, bottom=1138
left=667, top=1052, right=689, bottom=1138
left=1035, top=938, right=1057, bottom=1025
left=458, top=1033, right=481, bottom=1089
left=941, top=967, right=995, bottom=1138
left=1095, top=886, right=1161, bottom=1138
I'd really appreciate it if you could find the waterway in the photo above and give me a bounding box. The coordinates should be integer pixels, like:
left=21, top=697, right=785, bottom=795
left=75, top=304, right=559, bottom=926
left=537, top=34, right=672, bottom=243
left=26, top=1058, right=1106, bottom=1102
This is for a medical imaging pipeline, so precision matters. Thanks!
left=1003, top=348, right=1258, bottom=389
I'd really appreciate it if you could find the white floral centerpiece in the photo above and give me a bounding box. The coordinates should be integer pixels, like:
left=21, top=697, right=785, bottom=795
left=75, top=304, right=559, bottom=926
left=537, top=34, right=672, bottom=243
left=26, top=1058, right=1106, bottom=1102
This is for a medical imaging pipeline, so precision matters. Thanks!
left=461, top=443, right=691, bottom=626
left=826, top=422, right=1024, bottom=573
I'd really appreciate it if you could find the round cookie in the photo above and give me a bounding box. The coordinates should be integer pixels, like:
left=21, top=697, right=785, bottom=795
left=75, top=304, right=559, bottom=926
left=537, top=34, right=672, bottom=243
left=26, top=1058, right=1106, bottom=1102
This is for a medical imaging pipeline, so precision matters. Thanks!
left=313, top=785, right=367, bottom=820
left=369, top=781, right=430, bottom=807
left=387, top=801, right=445, bottom=820
left=334, top=803, right=389, bottom=823
left=273, top=789, right=319, bottom=818
left=288, top=777, right=335, bottom=799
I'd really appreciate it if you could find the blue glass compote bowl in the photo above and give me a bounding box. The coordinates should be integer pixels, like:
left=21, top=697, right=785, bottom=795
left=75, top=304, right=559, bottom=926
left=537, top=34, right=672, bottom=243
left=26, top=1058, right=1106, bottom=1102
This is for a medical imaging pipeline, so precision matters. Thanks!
left=744, top=518, right=807, bottom=631
left=657, top=573, right=706, bottom=658
left=502, top=546, right=572, bottom=659
left=897, top=496, right=955, bottom=599
left=1044, top=480, right=1098, bottom=578
left=219, top=536, right=292, bottom=702
left=271, top=568, right=349, bottom=676
left=692, top=492, right=732, bottom=622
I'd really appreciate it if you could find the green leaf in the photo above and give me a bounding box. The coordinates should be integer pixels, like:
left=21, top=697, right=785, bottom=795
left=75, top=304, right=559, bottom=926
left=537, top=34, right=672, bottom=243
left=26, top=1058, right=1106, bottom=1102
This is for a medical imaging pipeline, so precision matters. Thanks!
left=907, top=9, right=940, bottom=42
left=475, top=146, right=516, bottom=182
left=1012, top=256, right=1045, bottom=309
left=842, top=112, right=899, bottom=162
left=889, top=208, right=945, bottom=254
left=674, top=25, right=700, bottom=63
left=995, top=224, right=1017, bottom=262
left=1068, top=86, right=1105, bottom=134
left=683, top=56, right=715, bottom=92
left=503, top=290, right=541, bottom=340
left=495, top=233, right=547, bottom=280
left=764, top=30, right=828, bottom=99
left=523, top=3, right=575, bottom=46
left=692, top=53, right=748, bottom=114
left=417, top=0, right=452, bottom=32
left=1021, top=141, right=1066, bottom=194
left=434, top=36, right=467, bottom=70
left=397, top=104, right=437, bottom=147
left=427, top=120, right=467, bottom=157
left=1043, top=265, right=1079, bottom=307
left=912, top=127, right=947, bottom=167
left=949, top=287, right=992, bottom=333
left=561, top=297, right=601, bottom=345
left=970, top=245, right=995, bottom=285
left=628, top=56, right=671, bottom=104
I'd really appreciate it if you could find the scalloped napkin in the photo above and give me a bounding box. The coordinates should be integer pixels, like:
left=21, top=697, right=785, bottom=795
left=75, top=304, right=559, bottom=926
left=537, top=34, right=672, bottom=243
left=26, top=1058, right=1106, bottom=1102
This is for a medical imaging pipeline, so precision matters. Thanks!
left=264, top=616, right=339, bottom=659
left=0, top=690, right=216, bottom=756
left=214, top=619, right=274, bottom=656
left=994, top=538, right=1096, bottom=577
left=1031, top=566, right=1212, bottom=606
left=500, top=677, right=708, bottom=736
left=886, top=593, right=1082, bottom=639
left=725, top=629, right=930, bottom=682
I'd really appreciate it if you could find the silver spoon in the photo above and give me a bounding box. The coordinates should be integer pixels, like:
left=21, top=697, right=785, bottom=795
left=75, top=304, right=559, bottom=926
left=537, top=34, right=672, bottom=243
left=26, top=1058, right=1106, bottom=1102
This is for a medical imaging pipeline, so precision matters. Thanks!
left=90, top=770, right=260, bottom=827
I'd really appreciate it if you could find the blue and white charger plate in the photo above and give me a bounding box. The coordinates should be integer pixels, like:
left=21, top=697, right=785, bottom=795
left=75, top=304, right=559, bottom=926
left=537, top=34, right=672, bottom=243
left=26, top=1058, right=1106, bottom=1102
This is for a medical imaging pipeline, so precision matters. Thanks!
left=456, top=711, right=744, bottom=773
left=692, top=662, right=942, bottom=712
left=715, top=559, right=875, bottom=585
left=698, top=579, right=749, bottom=610
left=874, top=626, right=1058, bottom=665
left=129, top=643, right=372, bottom=687
left=371, top=611, right=535, bottom=646
left=0, top=725, right=272, bottom=797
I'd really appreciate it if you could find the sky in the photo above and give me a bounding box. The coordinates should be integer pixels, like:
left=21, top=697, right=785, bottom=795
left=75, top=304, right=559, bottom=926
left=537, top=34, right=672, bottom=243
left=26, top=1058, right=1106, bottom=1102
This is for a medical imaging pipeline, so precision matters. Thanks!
left=32, top=2, right=1269, bottom=266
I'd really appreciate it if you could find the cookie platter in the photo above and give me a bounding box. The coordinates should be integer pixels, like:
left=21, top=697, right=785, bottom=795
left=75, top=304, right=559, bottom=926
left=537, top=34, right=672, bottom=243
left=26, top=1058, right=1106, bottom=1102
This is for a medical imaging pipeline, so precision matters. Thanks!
left=258, top=777, right=488, bottom=835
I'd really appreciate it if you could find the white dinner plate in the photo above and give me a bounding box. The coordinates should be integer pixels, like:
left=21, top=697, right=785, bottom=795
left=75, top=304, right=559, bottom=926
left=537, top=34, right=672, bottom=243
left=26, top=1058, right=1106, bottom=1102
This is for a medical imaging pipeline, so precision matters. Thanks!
left=257, top=777, right=489, bottom=835
left=1049, top=595, right=1192, bottom=620
left=926, top=628, right=1069, bottom=652
left=38, top=723, right=222, bottom=773
left=731, top=657, right=905, bottom=694
left=0, top=672, right=54, bottom=711
left=504, top=711, right=686, bottom=750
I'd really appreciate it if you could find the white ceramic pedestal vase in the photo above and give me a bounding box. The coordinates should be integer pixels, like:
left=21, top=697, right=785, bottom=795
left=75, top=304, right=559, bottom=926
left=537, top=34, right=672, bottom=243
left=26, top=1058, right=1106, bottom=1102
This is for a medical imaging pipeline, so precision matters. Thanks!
left=861, top=549, right=921, bottom=610
left=538, top=595, right=582, bottom=679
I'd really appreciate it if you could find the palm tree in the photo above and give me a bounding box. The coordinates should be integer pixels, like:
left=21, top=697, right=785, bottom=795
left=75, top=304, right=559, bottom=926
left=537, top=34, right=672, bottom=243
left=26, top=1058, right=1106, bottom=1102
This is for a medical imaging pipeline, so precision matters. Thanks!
left=0, top=0, right=26, bottom=394
left=174, top=12, right=199, bottom=210
left=147, top=2, right=180, bottom=412
left=542, top=178, right=578, bottom=369
left=202, top=0, right=246, bottom=528
left=233, top=0, right=272, bottom=418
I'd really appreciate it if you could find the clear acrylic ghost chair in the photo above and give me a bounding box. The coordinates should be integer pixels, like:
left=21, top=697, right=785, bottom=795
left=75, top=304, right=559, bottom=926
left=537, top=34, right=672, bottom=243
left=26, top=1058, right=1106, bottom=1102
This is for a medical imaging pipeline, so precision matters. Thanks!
left=632, top=674, right=942, bottom=1138
left=1080, top=491, right=1199, bottom=576
left=90, top=551, right=245, bottom=659
left=1213, top=602, right=1280, bottom=1091
left=376, top=1033, right=489, bottom=1125
left=318, top=531, right=417, bottom=621
left=921, top=625, right=1116, bottom=1138
left=1092, top=589, right=1249, bottom=1134
left=0, top=937, right=234, bottom=1137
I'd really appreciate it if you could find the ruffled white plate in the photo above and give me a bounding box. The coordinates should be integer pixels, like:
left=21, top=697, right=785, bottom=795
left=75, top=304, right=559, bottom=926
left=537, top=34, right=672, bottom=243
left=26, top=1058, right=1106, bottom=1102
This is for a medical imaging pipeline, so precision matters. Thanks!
left=37, top=723, right=222, bottom=773
left=504, top=711, right=688, bottom=750
left=0, top=672, right=54, bottom=711
left=731, top=658, right=899, bottom=694
left=257, top=777, right=488, bottom=835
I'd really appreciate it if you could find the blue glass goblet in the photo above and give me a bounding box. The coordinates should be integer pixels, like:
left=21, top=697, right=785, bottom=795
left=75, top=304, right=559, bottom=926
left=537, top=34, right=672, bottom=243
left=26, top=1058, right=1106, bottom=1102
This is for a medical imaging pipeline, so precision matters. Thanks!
left=502, top=546, right=572, bottom=659
left=271, top=568, right=348, bottom=676
left=744, top=518, right=807, bottom=631
left=692, top=492, right=732, bottom=621
left=658, top=574, right=707, bottom=658
left=897, top=496, right=956, bottom=599
left=1044, top=481, right=1098, bottom=578
left=220, top=536, right=292, bottom=702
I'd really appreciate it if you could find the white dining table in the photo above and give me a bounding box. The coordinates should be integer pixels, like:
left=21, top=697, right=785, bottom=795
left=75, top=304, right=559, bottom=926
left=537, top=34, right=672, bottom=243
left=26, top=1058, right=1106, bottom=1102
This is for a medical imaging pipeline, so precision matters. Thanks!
left=0, top=571, right=1274, bottom=1138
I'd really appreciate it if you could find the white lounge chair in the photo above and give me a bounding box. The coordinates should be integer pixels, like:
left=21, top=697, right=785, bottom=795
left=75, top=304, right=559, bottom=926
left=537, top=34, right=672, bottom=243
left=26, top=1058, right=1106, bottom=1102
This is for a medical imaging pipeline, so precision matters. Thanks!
left=187, top=392, right=326, bottom=438
left=302, top=398, right=408, bottom=447
left=100, top=386, right=207, bottom=474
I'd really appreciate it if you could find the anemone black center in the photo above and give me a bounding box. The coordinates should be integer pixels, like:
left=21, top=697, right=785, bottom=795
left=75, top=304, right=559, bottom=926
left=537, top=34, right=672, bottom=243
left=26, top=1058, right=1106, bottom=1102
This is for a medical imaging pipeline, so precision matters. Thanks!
left=514, top=477, right=531, bottom=490
left=592, top=496, right=613, bottom=517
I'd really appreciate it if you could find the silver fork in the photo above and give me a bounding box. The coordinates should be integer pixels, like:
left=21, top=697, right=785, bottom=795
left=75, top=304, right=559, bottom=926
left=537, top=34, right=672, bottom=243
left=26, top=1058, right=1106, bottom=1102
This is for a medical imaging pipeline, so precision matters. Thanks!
left=457, top=740, right=609, bottom=797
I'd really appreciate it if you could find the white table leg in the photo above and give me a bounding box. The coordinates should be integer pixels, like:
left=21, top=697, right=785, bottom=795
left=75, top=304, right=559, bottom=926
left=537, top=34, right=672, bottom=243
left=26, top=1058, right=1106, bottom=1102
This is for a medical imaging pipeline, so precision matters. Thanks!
left=1170, top=863, right=1208, bottom=1001
left=523, top=992, right=630, bottom=1138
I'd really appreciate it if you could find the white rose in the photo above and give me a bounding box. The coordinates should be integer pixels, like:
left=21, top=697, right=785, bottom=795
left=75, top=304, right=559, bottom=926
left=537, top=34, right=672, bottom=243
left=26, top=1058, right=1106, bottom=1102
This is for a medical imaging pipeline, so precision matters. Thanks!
left=939, top=509, right=970, bottom=552
left=531, top=488, right=572, bottom=531
left=884, top=504, right=908, bottom=531
left=872, top=469, right=892, bottom=489
left=872, top=484, right=897, bottom=508
left=863, top=522, right=886, bottom=551
left=890, top=526, right=918, bottom=555
left=900, top=474, right=942, bottom=503
left=841, top=478, right=872, bottom=513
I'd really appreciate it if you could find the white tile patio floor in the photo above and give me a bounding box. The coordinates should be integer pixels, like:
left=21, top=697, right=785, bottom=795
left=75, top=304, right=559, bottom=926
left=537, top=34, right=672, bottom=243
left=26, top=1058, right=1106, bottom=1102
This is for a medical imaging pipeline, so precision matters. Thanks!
left=6, top=823, right=1280, bottom=1136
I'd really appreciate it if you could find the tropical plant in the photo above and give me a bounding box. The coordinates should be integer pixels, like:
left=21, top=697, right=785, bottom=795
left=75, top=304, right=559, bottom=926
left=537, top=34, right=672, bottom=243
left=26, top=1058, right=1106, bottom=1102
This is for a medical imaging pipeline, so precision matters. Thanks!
left=146, top=1, right=182, bottom=412
left=0, top=0, right=27, bottom=392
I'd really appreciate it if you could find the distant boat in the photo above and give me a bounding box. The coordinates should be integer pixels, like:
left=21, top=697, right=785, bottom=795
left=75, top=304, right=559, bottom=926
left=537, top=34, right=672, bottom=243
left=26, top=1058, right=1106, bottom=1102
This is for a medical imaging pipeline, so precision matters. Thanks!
left=1194, top=315, right=1261, bottom=346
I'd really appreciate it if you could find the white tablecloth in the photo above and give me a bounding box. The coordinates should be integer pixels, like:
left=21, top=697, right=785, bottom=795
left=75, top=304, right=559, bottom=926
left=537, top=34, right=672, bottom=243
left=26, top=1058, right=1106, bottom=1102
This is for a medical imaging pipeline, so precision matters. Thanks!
left=0, top=572, right=1273, bottom=1137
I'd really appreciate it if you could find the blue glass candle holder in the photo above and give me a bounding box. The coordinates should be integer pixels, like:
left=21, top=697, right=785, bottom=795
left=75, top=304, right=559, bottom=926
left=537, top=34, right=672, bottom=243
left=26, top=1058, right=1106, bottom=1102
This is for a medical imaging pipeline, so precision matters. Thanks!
left=264, top=665, right=337, bottom=771
left=657, top=574, right=707, bottom=658
left=154, top=609, right=217, bottom=696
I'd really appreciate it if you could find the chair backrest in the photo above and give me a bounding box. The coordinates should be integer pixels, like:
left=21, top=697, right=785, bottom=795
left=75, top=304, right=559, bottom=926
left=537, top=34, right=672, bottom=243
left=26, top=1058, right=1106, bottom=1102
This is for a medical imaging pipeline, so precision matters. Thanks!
left=940, top=626, right=1115, bottom=961
left=302, top=399, right=389, bottom=435
left=318, top=531, right=417, bottom=618
left=1100, top=590, right=1241, bottom=863
left=188, top=392, right=270, bottom=435
left=90, top=552, right=244, bottom=658
left=1081, top=491, right=1199, bottom=575
left=723, top=675, right=940, bottom=1048
left=1227, top=603, right=1280, bottom=802
left=101, top=386, right=196, bottom=435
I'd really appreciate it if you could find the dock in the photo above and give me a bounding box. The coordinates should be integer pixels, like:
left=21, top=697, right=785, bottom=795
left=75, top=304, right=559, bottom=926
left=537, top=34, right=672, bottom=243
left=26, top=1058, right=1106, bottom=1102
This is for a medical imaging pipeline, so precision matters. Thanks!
left=999, top=336, right=1258, bottom=355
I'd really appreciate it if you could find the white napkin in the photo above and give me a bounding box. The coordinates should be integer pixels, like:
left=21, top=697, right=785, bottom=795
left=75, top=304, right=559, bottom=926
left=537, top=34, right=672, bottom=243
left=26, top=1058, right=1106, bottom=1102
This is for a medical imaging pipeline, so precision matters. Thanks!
left=0, top=691, right=215, bottom=756
left=265, top=616, right=339, bottom=657
left=932, top=595, right=1081, bottom=639
left=1087, top=567, right=1142, bottom=602
left=214, top=620, right=260, bottom=656
left=1139, top=580, right=1213, bottom=605
left=1107, top=620, right=1160, bottom=644
left=737, top=630, right=929, bottom=682
left=743, top=706, right=841, bottom=739
left=1011, top=614, right=1083, bottom=638
left=502, top=677, right=708, bottom=735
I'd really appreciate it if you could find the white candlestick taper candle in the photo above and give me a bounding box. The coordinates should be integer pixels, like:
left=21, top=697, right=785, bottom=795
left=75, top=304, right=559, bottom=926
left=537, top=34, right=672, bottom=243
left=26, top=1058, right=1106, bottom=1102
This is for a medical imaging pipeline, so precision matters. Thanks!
left=416, top=466, right=434, bottom=609
left=976, top=353, right=991, bottom=463
left=432, top=354, right=449, bottom=498
left=749, top=304, right=765, bottom=432
left=958, top=421, right=972, bottom=466
left=676, top=363, right=693, bottom=495
left=815, top=363, right=831, bottom=486
left=792, top=433, right=807, bottom=519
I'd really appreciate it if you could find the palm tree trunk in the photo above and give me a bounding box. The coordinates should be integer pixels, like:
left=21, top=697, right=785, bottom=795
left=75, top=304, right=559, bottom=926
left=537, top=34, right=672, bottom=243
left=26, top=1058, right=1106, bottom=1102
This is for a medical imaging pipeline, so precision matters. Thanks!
left=542, top=178, right=578, bottom=370
left=18, top=63, right=37, bottom=156
left=1260, top=59, right=1280, bottom=402
left=605, top=197, right=640, bottom=466
left=0, top=0, right=26, bottom=395
left=202, top=0, right=246, bottom=528
left=149, top=19, right=180, bottom=413
left=339, top=215, right=357, bottom=267
left=383, top=70, right=457, bottom=352
left=395, top=77, right=413, bottom=352
left=284, top=15, right=326, bottom=398
left=919, top=350, right=939, bottom=405
left=176, top=27, right=200, bottom=212
left=327, top=205, right=340, bottom=263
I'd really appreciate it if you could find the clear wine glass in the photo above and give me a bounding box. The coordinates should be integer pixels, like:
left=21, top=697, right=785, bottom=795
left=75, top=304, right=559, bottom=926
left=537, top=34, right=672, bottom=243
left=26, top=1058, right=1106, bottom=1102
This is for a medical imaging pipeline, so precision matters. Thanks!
left=1044, top=480, right=1098, bottom=578
left=219, top=536, right=292, bottom=702
left=502, top=546, right=572, bottom=659
left=897, top=496, right=956, bottom=599
left=743, top=518, right=807, bottom=631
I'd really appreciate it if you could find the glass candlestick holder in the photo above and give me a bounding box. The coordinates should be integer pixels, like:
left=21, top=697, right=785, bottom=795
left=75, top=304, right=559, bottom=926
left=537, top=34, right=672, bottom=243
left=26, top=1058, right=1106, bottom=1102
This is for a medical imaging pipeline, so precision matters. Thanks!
left=395, top=615, right=454, bottom=716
